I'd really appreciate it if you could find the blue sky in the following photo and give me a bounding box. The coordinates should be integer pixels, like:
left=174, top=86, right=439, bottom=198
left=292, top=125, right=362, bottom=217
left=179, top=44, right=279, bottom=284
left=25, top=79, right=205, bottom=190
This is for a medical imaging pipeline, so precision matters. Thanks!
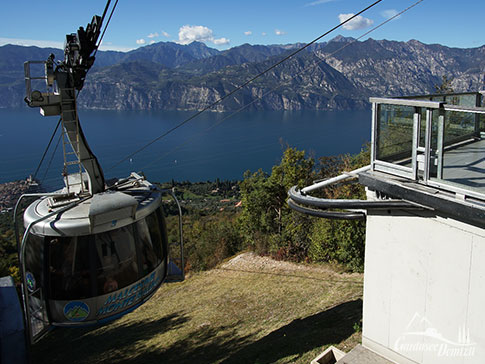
left=1, top=0, right=484, bottom=52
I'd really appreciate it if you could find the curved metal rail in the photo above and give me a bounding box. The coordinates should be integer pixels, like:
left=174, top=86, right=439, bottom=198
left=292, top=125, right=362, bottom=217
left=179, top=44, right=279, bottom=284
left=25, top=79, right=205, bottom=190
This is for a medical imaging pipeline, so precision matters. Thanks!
left=287, top=165, right=424, bottom=220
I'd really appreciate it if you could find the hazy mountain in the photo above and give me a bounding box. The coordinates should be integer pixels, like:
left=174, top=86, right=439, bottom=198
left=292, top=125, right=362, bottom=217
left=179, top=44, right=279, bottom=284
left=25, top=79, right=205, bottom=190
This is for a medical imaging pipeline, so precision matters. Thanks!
left=179, top=43, right=297, bottom=74
left=77, top=52, right=367, bottom=111
left=318, top=38, right=485, bottom=96
left=0, top=37, right=484, bottom=111
left=118, top=41, right=220, bottom=68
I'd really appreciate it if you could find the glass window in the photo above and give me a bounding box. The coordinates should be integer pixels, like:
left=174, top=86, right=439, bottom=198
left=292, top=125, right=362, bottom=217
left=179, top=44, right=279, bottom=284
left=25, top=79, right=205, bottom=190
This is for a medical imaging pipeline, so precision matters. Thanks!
left=136, top=219, right=159, bottom=276
left=48, top=236, right=92, bottom=300
left=25, top=234, right=45, bottom=298
left=95, top=225, right=139, bottom=295
left=145, top=209, right=165, bottom=263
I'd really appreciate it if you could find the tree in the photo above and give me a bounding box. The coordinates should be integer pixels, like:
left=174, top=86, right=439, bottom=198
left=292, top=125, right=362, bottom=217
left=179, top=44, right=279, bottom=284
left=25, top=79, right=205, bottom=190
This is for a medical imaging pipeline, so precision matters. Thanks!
left=308, top=147, right=370, bottom=272
left=434, top=75, right=454, bottom=94
left=238, top=147, right=314, bottom=258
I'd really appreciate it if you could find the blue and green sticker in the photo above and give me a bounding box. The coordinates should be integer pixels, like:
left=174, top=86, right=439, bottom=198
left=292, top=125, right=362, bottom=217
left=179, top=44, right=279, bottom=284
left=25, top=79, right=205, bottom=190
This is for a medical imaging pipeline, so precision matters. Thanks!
left=64, top=301, right=90, bottom=322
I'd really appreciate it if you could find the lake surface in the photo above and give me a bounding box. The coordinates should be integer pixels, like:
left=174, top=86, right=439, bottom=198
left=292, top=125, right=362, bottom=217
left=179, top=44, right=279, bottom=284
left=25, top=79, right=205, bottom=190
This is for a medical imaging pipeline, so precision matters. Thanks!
left=0, top=108, right=371, bottom=190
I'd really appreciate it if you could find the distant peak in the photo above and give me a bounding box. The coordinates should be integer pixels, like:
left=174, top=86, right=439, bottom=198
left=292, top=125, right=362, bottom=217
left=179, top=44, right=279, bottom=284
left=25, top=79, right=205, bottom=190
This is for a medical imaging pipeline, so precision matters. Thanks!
left=187, top=41, right=204, bottom=46
left=329, top=35, right=356, bottom=43
left=407, top=39, right=423, bottom=46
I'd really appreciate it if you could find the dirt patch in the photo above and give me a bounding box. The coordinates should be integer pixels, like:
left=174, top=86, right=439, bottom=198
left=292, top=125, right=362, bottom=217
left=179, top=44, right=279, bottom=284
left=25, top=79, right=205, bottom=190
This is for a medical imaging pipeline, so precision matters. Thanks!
left=219, top=252, right=354, bottom=276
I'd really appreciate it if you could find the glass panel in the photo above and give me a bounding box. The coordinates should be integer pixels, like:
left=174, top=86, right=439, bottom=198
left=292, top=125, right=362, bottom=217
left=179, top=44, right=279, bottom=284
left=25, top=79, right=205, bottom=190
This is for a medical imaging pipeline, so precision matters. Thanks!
left=442, top=94, right=477, bottom=107
left=376, top=104, right=415, bottom=165
left=48, top=236, right=92, bottom=300
left=444, top=110, right=475, bottom=144
left=411, top=93, right=480, bottom=107
left=95, top=225, right=139, bottom=295
left=480, top=113, right=485, bottom=134
left=430, top=109, right=485, bottom=194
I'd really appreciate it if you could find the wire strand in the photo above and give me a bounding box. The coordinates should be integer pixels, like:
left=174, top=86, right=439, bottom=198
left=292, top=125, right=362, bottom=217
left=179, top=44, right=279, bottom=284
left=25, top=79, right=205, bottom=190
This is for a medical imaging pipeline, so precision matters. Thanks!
left=100, top=0, right=111, bottom=24
left=95, top=0, right=119, bottom=56
left=137, top=0, right=424, bottom=172
left=108, top=0, right=383, bottom=171
left=31, top=118, right=61, bottom=180
left=41, top=132, right=62, bottom=185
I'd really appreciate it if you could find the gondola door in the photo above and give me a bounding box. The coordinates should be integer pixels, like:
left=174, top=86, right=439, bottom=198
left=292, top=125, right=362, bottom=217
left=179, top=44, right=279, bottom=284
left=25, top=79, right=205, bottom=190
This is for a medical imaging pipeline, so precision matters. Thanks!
left=23, top=234, right=51, bottom=343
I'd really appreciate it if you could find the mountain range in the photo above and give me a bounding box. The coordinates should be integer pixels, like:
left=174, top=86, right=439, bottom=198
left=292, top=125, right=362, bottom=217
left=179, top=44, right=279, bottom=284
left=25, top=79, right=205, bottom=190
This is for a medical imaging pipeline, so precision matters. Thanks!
left=1, top=36, right=484, bottom=111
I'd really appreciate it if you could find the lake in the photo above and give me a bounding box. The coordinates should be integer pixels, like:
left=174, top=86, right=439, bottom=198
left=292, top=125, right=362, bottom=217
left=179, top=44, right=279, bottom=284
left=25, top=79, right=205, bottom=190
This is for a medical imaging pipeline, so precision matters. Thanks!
left=0, top=108, right=371, bottom=190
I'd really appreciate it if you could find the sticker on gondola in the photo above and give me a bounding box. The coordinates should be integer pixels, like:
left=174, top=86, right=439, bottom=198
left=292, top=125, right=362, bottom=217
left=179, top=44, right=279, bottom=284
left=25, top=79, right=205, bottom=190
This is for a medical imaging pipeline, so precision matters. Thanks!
left=64, top=301, right=90, bottom=322
left=25, top=271, right=36, bottom=292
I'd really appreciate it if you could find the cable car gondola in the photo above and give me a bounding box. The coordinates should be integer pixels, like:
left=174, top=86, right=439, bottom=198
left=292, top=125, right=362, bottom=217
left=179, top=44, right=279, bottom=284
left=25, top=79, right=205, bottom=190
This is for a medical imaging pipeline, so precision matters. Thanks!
left=16, top=8, right=184, bottom=343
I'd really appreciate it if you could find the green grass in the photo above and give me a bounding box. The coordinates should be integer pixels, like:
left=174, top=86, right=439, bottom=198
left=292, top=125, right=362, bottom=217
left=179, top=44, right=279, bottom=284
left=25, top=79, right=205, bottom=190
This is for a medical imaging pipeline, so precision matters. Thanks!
left=32, top=254, right=363, bottom=364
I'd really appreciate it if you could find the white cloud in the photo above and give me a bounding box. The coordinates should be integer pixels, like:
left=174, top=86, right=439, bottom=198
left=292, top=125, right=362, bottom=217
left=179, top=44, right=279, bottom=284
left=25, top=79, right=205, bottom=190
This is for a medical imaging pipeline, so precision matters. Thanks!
left=275, top=29, right=286, bottom=36
left=305, top=0, right=336, bottom=6
left=213, top=37, right=230, bottom=45
left=162, top=31, right=170, bottom=38
left=178, top=25, right=213, bottom=44
left=381, top=9, right=401, bottom=20
left=244, top=31, right=252, bottom=36
left=147, top=32, right=159, bottom=38
left=177, top=25, right=229, bottom=46
left=338, top=13, right=374, bottom=30
left=136, top=38, right=146, bottom=45
left=149, top=40, right=156, bottom=45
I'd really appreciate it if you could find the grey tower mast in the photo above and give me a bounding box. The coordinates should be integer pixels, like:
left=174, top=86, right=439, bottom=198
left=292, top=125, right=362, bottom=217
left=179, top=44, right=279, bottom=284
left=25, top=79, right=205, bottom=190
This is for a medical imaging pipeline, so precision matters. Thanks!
left=24, top=15, right=105, bottom=195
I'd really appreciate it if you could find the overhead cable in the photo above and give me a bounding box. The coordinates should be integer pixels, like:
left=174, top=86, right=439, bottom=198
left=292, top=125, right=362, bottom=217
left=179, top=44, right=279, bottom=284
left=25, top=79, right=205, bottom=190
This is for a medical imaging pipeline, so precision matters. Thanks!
left=95, top=0, right=119, bottom=56
left=31, top=118, right=61, bottom=181
left=138, top=0, right=424, bottom=171
left=41, top=132, right=62, bottom=185
left=109, top=0, right=384, bottom=171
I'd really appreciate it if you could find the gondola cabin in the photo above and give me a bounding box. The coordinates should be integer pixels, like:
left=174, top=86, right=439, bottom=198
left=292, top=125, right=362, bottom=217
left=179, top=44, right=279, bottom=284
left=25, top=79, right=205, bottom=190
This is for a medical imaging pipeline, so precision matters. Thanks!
left=22, top=175, right=168, bottom=331
left=15, top=8, right=184, bottom=344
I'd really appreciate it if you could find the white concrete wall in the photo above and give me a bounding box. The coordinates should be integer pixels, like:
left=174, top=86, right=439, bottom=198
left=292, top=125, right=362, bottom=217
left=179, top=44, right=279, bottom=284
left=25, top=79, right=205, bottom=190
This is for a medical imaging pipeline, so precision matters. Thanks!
left=362, top=208, right=485, bottom=364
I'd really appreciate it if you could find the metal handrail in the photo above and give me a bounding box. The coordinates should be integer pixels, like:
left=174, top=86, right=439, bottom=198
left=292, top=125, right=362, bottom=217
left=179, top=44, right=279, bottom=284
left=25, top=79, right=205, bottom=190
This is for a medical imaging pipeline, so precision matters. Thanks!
left=443, top=104, right=485, bottom=114
left=369, top=97, right=443, bottom=109
left=14, top=193, right=72, bottom=251
left=301, top=165, right=371, bottom=194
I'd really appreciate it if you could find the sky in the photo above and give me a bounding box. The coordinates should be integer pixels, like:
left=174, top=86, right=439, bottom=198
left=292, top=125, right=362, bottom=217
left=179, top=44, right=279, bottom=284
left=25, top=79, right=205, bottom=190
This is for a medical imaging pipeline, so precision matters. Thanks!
left=0, top=0, right=484, bottom=52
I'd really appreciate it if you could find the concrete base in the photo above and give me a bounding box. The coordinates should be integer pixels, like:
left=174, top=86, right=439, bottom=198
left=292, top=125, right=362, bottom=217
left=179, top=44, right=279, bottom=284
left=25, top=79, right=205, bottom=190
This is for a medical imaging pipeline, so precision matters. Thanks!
left=336, top=344, right=395, bottom=364
left=363, top=205, right=485, bottom=364
left=311, top=345, right=346, bottom=364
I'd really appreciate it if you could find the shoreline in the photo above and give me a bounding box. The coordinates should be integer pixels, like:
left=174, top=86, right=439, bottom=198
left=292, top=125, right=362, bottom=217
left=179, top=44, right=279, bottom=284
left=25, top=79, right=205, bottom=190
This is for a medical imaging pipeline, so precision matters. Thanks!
left=0, top=177, right=41, bottom=212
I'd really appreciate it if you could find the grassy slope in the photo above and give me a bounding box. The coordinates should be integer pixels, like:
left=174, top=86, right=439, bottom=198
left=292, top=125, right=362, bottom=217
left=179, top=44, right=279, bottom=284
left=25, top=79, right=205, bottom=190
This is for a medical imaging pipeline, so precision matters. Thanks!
left=32, top=253, right=363, bottom=364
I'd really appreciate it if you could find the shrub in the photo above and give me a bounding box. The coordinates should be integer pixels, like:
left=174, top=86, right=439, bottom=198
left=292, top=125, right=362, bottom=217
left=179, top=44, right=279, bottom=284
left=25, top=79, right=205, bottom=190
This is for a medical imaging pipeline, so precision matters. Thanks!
left=183, top=215, right=243, bottom=272
left=309, top=218, right=366, bottom=272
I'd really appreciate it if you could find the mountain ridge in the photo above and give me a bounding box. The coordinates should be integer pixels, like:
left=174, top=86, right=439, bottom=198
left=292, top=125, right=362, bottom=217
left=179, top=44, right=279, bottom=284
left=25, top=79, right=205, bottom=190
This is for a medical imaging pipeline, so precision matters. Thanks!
left=0, top=37, right=484, bottom=111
